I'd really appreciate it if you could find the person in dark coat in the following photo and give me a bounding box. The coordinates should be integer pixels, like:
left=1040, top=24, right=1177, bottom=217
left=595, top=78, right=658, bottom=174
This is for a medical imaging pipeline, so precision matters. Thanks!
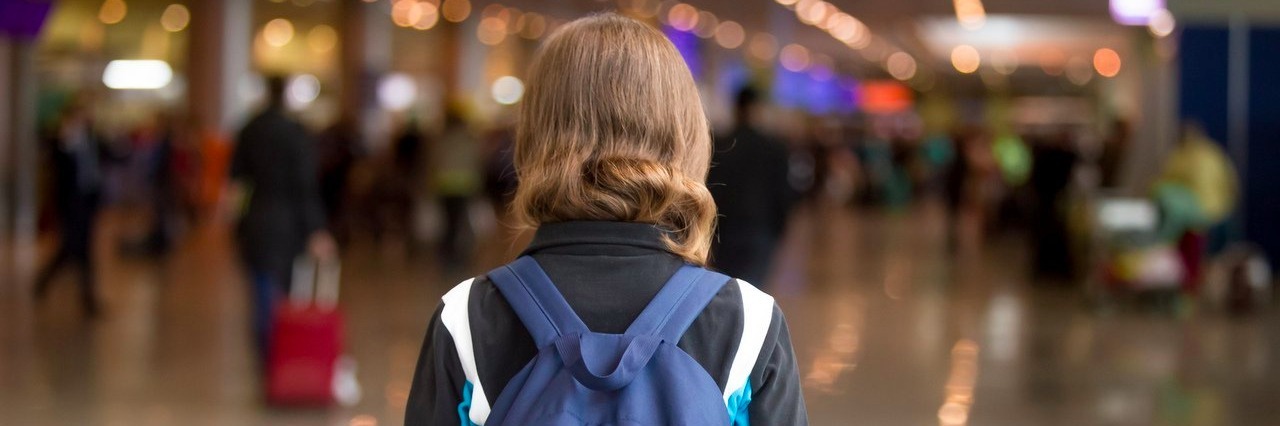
left=229, top=76, right=335, bottom=358
left=706, top=87, right=797, bottom=286
left=1029, top=128, right=1079, bottom=281
left=34, top=97, right=107, bottom=317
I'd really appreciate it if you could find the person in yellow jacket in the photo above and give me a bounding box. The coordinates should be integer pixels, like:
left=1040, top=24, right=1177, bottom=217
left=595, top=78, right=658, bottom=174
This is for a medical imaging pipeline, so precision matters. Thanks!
left=1156, top=122, right=1239, bottom=294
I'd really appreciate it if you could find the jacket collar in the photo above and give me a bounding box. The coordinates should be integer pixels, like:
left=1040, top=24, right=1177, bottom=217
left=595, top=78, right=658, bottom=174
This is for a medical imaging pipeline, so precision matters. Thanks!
left=522, top=221, right=671, bottom=256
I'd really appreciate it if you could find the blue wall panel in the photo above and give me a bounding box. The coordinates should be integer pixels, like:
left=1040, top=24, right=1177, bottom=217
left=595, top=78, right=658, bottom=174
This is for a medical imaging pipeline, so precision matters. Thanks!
left=1178, top=26, right=1231, bottom=144
left=1247, top=28, right=1280, bottom=262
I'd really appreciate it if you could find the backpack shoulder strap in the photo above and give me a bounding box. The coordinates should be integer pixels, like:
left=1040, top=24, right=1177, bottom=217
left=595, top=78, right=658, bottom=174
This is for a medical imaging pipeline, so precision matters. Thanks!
left=487, top=256, right=590, bottom=348
left=723, top=279, right=775, bottom=407
left=626, top=265, right=731, bottom=342
left=439, top=278, right=492, bottom=425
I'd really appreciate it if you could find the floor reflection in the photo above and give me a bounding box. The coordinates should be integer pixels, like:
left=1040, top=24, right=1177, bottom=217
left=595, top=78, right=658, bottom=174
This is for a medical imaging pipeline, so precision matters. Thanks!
left=1, top=201, right=1277, bottom=425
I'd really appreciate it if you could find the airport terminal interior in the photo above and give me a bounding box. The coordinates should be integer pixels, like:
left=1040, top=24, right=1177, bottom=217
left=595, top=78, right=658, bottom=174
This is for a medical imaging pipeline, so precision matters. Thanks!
left=2, top=0, right=1280, bottom=425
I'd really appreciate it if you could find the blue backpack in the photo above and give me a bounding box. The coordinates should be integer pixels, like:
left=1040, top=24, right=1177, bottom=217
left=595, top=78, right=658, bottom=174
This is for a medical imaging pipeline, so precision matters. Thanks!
left=438, top=256, right=774, bottom=425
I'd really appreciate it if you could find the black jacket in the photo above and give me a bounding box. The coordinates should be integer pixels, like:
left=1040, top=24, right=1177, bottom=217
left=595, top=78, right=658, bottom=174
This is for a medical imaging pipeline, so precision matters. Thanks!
left=707, top=126, right=796, bottom=242
left=405, top=221, right=808, bottom=425
left=231, top=106, right=326, bottom=281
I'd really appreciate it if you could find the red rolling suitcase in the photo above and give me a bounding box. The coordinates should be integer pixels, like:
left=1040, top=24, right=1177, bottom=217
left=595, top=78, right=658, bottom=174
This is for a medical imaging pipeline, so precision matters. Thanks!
left=265, top=258, right=344, bottom=406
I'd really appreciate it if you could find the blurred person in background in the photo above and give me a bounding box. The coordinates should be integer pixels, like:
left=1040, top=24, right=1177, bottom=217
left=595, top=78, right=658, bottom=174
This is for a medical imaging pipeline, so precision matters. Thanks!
left=120, top=112, right=181, bottom=257
left=483, top=118, right=518, bottom=217
left=1100, top=119, right=1130, bottom=189
left=33, top=95, right=108, bottom=317
left=228, top=75, right=335, bottom=361
left=317, top=115, right=363, bottom=246
left=432, top=105, right=481, bottom=266
left=1156, top=122, right=1238, bottom=295
left=707, top=87, right=798, bottom=286
left=1029, top=127, right=1079, bottom=282
left=366, top=117, right=425, bottom=249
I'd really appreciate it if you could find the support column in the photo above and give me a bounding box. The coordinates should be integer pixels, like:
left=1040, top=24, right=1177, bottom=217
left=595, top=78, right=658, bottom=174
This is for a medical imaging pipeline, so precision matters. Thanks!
left=9, top=40, right=38, bottom=245
left=187, top=0, right=253, bottom=138
left=1226, top=12, right=1250, bottom=234
left=186, top=0, right=251, bottom=217
left=339, top=0, right=392, bottom=145
left=0, top=37, right=11, bottom=242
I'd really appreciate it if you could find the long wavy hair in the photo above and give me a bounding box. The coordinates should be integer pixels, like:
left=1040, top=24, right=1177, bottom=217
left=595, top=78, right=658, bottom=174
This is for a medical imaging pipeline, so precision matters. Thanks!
left=511, top=13, right=716, bottom=265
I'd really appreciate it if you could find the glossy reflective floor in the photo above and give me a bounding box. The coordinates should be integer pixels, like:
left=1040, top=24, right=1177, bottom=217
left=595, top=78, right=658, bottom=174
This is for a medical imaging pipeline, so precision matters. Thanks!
left=1, top=202, right=1277, bottom=425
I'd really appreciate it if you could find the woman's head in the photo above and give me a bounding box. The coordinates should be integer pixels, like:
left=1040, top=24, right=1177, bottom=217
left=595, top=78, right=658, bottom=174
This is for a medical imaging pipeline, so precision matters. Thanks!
left=513, top=13, right=716, bottom=264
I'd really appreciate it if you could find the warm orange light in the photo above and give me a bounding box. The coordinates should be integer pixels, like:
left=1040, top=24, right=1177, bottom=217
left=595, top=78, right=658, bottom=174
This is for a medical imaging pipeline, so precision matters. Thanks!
left=441, top=0, right=471, bottom=23
left=391, top=0, right=414, bottom=27
left=1039, top=49, right=1066, bottom=75
left=667, top=3, right=698, bottom=32
left=887, top=52, right=917, bottom=81
left=481, top=3, right=505, bottom=19
left=953, top=0, right=986, bottom=30
left=519, top=13, right=547, bottom=39
left=505, top=9, right=523, bottom=34
left=263, top=19, right=295, bottom=48
left=749, top=33, right=779, bottom=61
left=160, top=4, right=190, bottom=32
left=99, top=0, right=127, bottom=25
left=951, top=44, right=980, bottom=74
left=413, top=2, right=440, bottom=30
left=798, top=1, right=831, bottom=26
left=477, top=16, right=507, bottom=45
left=779, top=43, right=811, bottom=72
left=714, top=21, right=745, bottom=49
left=694, top=11, right=718, bottom=39
left=831, top=15, right=865, bottom=45
left=1093, top=48, right=1121, bottom=77
left=308, top=25, right=337, bottom=52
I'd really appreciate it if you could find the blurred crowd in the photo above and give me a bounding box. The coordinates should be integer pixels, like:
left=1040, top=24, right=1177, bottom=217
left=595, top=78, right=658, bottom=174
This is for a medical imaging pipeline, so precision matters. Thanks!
left=32, top=77, right=1260, bottom=320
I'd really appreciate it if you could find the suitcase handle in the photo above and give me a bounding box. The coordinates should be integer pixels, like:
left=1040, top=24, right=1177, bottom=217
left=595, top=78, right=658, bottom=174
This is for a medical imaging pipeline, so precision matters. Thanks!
left=292, top=256, right=341, bottom=309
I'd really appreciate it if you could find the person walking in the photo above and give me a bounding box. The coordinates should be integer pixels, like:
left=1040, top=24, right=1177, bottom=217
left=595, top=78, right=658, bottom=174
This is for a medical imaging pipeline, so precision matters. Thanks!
left=706, top=87, right=798, bottom=286
left=34, top=97, right=107, bottom=317
left=228, top=76, right=335, bottom=360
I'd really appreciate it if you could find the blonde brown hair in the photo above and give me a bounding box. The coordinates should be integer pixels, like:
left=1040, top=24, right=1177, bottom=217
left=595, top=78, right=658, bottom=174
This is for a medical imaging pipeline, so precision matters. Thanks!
left=512, top=13, right=716, bottom=265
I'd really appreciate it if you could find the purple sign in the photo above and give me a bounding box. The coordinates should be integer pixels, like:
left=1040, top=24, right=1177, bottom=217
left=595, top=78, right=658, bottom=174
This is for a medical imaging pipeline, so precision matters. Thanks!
left=1109, top=0, right=1165, bottom=26
left=664, top=26, right=702, bottom=80
left=0, top=0, right=54, bottom=39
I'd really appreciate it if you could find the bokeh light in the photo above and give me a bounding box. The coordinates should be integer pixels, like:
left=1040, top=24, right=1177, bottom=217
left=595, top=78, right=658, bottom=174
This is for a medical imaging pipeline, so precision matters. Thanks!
left=951, top=44, right=980, bottom=74
left=413, top=2, right=440, bottom=30
left=98, top=0, right=127, bottom=25
left=287, top=74, right=321, bottom=110
left=1039, top=49, right=1066, bottom=76
left=308, top=25, right=337, bottom=53
left=102, top=60, right=172, bottom=89
left=159, top=4, right=190, bottom=32
left=1094, top=47, right=1122, bottom=77
left=694, top=11, right=718, bottom=39
left=491, top=76, right=525, bottom=105
left=441, top=0, right=471, bottom=23
left=378, top=73, right=417, bottom=111
left=714, top=21, right=745, bottom=49
left=749, top=33, right=779, bottom=61
left=991, top=50, right=1018, bottom=75
left=887, top=52, right=917, bottom=81
left=1067, top=56, right=1094, bottom=85
left=780, top=44, right=811, bottom=72
left=263, top=19, right=295, bottom=48
left=478, top=16, right=507, bottom=45
left=954, top=0, right=987, bottom=30
left=667, top=3, right=698, bottom=32
left=1148, top=8, right=1175, bottom=38
left=519, top=13, right=547, bottom=39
